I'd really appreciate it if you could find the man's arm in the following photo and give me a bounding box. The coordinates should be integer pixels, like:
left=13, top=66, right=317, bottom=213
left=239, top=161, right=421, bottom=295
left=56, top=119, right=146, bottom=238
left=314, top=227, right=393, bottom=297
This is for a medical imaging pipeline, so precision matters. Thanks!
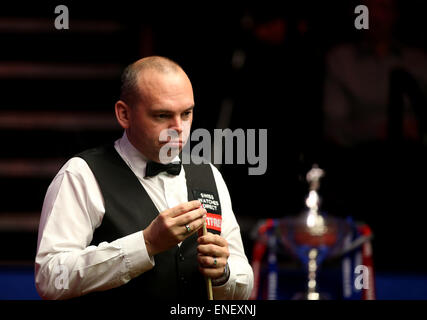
left=35, top=158, right=155, bottom=299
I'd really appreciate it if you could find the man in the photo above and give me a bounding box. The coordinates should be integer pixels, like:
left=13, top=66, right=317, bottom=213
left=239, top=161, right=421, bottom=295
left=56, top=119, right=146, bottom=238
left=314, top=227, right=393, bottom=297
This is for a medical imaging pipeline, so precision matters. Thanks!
left=35, top=56, right=253, bottom=300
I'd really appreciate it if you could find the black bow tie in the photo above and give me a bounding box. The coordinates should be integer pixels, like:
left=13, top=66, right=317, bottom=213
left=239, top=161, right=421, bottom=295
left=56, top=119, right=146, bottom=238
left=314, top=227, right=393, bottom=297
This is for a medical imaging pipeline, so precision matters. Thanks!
left=145, top=161, right=182, bottom=178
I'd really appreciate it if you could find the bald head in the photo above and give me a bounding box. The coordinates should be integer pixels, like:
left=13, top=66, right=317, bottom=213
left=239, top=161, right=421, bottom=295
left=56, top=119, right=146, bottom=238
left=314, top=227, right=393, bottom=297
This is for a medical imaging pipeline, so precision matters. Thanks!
left=115, top=56, right=194, bottom=162
left=120, top=56, right=186, bottom=108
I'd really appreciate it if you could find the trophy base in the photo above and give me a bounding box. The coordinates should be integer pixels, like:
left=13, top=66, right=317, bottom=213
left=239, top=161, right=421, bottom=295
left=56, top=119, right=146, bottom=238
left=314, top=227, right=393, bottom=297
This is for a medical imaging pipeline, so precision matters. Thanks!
left=292, top=292, right=331, bottom=300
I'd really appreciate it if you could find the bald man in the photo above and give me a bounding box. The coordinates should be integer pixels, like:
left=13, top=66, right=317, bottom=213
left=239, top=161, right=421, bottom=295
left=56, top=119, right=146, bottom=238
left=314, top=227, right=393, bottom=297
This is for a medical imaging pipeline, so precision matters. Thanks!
left=35, top=56, right=254, bottom=300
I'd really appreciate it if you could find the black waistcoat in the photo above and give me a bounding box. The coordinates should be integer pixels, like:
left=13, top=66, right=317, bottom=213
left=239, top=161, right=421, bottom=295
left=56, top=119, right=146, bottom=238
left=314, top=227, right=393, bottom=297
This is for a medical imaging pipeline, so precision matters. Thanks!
left=75, top=144, right=222, bottom=301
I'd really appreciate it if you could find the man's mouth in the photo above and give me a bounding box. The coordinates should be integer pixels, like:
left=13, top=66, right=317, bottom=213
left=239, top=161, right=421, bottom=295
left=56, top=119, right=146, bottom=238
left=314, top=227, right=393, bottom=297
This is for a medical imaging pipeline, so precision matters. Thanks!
left=161, top=140, right=183, bottom=146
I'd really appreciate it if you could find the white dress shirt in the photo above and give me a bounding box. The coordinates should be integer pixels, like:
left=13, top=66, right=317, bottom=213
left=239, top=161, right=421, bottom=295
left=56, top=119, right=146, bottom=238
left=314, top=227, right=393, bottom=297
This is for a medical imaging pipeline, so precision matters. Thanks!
left=35, top=132, right=253, bottom=300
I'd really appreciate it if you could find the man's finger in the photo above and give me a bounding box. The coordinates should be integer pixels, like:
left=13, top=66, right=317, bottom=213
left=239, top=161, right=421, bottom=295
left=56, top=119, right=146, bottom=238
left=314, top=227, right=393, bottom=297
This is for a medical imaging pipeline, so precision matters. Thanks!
left=197, top=243, right=227, bottom=258
left=199, top=266, right=225, bottom=279
left=197, top=233, right=228, bottom=247
left=167, top=200, right=201, bottom=218
left=174, top=206, right=206, bottom=226
left=181, top=214, right=206, bottom=237
left=198, top=255, right=226, bottom=268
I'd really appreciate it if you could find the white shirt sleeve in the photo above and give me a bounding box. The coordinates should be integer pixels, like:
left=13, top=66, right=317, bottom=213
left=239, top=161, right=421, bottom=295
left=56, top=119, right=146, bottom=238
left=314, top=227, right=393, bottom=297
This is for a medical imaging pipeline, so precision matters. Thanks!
left=34, top=157, right=154, bottom=300
left=209, top=164, right=254, bottom=300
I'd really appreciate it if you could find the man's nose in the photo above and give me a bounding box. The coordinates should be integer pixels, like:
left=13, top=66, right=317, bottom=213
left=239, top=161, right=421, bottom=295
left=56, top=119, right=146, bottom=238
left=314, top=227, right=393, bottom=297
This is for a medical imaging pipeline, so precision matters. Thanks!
left=169, top=116, right=183, bottom=134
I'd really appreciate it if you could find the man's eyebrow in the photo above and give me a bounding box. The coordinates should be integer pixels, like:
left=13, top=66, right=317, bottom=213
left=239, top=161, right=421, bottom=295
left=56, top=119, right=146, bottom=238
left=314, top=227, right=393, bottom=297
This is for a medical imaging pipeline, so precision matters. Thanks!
left=184, top=105, right=195, bottom=112
left=151, top=109, right=172, bottom=114
left=151, top=106, right=194, bottom=114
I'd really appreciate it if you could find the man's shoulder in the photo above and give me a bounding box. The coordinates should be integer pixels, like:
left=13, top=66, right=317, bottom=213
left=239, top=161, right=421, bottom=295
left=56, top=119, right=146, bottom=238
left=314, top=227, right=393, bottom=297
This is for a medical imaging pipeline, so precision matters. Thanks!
left=58, top=144, right=115, bottom=177
left=65, top=156, right=93, bottom=171
left=53, top=157, right=92, bottom=181
left=75, top=144, right=114, bottom=159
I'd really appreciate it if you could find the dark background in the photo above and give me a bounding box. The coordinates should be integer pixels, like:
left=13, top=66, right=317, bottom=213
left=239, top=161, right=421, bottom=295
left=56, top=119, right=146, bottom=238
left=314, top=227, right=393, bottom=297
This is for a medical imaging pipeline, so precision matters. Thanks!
left=0, top=0, right=427, bottom=298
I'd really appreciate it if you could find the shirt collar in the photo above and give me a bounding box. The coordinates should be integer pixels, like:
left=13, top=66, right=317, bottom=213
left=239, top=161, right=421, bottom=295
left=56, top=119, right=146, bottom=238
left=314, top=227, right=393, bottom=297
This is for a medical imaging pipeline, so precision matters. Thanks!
left=115, top=131, right=181, bottom=179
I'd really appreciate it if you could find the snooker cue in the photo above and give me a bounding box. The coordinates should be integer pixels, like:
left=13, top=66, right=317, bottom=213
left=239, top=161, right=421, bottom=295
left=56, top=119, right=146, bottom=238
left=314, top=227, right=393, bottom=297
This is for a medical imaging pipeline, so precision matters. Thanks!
left=203, top=222, right=214, bottom=300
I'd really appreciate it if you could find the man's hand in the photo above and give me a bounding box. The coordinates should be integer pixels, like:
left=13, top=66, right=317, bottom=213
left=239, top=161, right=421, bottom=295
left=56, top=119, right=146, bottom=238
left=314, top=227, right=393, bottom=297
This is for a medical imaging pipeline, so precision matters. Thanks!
left=197, top=233, right=230, bottom=280
left=143, top=200, right=206, bottom=256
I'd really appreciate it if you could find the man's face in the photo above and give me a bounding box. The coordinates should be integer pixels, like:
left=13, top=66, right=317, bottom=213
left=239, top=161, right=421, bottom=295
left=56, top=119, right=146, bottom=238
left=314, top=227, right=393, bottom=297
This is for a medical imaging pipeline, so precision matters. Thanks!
left=127, top=69, right=194, bottom=162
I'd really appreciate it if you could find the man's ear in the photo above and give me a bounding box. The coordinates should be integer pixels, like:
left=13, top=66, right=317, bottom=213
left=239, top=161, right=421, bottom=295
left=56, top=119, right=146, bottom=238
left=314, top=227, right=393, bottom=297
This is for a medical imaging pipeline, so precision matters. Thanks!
left=115, top=100, right=131, bottom=129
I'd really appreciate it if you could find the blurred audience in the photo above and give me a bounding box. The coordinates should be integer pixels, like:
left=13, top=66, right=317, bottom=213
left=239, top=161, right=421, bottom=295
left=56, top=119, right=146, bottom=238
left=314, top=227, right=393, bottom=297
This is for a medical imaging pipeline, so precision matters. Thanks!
left=323, top=0, right=427, bottom=147
left=321, top=0, right=427, bottom=272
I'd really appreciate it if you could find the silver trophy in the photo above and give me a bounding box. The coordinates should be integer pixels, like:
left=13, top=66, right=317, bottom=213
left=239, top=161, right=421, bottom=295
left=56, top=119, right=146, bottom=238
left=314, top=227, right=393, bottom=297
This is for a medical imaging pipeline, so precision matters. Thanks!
left=278, top=165, right=353, bottom=300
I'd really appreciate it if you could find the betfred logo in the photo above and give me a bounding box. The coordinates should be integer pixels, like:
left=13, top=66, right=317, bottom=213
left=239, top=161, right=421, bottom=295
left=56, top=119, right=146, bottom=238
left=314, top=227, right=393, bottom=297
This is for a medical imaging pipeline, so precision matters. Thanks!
left=205, top=213, right=222, bottom=232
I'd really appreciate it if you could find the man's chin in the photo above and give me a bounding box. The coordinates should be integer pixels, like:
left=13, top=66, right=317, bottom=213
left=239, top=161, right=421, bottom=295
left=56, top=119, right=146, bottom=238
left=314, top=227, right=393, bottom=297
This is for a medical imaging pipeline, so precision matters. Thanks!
left=157, top=144, right=182, bottom=163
